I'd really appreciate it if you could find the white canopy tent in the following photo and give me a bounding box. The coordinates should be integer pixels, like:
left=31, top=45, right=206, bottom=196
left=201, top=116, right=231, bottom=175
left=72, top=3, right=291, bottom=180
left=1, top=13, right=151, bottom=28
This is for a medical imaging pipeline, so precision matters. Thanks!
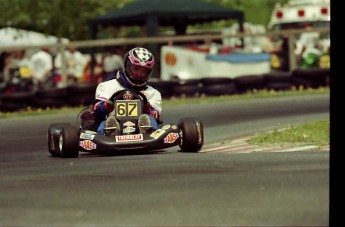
left=0, top=27, right=69, bottom=47
left=0, top=27, right=72, bottom=86
left=0, top=27, right=69, bottom=56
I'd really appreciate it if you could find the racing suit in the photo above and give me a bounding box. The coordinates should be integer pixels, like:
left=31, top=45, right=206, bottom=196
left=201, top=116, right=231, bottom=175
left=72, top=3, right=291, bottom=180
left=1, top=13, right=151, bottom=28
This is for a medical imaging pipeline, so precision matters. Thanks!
left=92, top=70, right=162, bottom=135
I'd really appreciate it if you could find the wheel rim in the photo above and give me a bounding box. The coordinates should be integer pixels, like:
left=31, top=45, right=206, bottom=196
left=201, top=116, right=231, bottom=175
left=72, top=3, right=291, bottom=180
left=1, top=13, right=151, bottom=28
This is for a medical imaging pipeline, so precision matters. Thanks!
left=179, top=129, right=183, bottom=146
left=59, top=134, right=63, bottom=151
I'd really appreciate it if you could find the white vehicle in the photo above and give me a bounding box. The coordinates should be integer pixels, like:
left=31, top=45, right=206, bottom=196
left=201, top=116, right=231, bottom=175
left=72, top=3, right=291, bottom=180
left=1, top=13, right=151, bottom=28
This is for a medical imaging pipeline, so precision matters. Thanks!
left=268, top=0, right=330, bottom=68
left=268, top=0, right=330, bottom=30
left=159, top=22, right=274, bottom=81
left=160, top=45, right=271, bottom=81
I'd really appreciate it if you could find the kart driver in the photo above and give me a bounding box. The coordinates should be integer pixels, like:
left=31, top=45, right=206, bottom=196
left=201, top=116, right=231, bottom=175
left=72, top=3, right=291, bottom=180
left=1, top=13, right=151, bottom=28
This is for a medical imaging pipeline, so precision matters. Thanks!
left=92, top=47, right=162, bottom=136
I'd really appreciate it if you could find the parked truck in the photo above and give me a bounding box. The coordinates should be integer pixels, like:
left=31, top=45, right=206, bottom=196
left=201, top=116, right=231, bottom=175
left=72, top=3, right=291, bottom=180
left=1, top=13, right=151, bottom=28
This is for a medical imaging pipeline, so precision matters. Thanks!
left=268, top=0, right=330, bottom=70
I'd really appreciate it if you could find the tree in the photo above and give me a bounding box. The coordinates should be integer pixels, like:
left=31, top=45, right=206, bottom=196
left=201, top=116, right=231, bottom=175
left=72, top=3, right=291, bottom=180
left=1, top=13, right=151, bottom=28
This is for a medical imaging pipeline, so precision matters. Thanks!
left=0, top=0, right=288, bottom=40
left=209, top=0, right=289, bottom=26
left=0, top=0, right=131, bottom=40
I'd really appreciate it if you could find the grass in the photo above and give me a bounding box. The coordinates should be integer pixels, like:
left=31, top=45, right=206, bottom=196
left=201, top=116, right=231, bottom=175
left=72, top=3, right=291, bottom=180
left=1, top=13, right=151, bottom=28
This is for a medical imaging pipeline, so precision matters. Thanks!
left=247, top=119, right=330, bottom=147
left=166, top=86, right=329, bottom=105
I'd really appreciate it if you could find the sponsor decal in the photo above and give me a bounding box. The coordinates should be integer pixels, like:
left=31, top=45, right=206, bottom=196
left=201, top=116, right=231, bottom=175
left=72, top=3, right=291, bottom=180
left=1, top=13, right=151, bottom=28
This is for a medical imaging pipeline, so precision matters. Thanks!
left=165, top=52, right=177, bottom=66
left=123, top=121, right=136, bottom=127
left=123, top=93, right=133, bottom=100
left=80, top=133, right=95, bottom=140
left=80, top=140, right=97, bottom=150
left=150, top=129, right=166, bottom=139
left=164, top=133, right=179, bottom=143
left=171, top=125, right=178, bottom=130
left=161, top=124, right=171, bottom=130
left=84, top=130, right=97, bottom=134
left=116, top=134, right=143, bottom=142
left=123, top=126, right=136, bottom=134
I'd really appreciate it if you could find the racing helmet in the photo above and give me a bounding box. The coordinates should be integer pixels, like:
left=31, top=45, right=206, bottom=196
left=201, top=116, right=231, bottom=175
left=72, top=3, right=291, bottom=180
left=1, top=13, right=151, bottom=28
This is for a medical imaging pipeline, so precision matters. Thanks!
left=123, top=47, right=155, bottom=88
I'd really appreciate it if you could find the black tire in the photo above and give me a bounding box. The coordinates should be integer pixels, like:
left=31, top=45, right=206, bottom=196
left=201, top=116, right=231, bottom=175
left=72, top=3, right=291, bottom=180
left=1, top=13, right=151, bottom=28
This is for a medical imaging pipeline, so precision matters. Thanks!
left=59, top=125, right=79, bottom=158
left=266, top=82, right=293, bottom=91
left=201, top=77, right=234, bottom=85
left=69, top=93, right=95, bottom=107
left=178, top=117, right=203, bottom=153
left=48, top=123, right=71, bottom=157
left=149, top=80, right=174, bottom=99
left=292, top=67, right=330, bottom=78
left=264, top=71, right=292, bottom=83
left=67, top=83, right=97, bottom=94
left=202, top=83, right=237, bottom=96
left=0, top=101, right=25, bottom=112
left=1, top=91, right=36, bottom=102
left=35, top=87, right=68, bottom=99
left=292, top=68, right=329, bottom=88
left=173, top=84, right=202, bottom=97
left=35, top=98, right=66, bottom=108
left=234, top=75, right=266, bottom=93
left=291, top=76, right=326, bottom=89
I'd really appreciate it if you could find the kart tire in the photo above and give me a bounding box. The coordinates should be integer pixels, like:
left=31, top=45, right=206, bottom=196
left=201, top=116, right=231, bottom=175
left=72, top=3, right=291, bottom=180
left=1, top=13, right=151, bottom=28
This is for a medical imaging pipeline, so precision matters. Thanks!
left=48, top=123, right=71, bottom=157
left=178, top=117, right=202, bottom=153
left=59, top=125, right=79, bottom=158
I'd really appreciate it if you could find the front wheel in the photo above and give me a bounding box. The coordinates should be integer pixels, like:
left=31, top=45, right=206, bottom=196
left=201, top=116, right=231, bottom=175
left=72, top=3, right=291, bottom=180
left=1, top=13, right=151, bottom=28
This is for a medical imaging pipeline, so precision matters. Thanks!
left=59, top=125, right=79, bottom=158
left=178, top=117, right=204, bottom=153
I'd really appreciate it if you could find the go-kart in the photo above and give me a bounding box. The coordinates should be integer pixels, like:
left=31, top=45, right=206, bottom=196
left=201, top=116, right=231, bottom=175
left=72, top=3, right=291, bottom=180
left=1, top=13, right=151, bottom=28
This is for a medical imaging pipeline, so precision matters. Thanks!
left=48, top=89, right=204, bottom=158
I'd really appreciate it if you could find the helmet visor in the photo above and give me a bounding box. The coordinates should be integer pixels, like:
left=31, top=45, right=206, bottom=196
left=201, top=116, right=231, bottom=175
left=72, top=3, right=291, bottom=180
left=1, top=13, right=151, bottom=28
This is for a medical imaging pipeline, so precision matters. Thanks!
left=126, top=64, right=152, bottom=83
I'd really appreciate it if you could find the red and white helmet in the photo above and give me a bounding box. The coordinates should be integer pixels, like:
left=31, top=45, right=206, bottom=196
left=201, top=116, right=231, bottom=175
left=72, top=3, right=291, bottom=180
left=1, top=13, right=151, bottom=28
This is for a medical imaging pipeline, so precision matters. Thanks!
left=123, top=47, right=155, bottom=88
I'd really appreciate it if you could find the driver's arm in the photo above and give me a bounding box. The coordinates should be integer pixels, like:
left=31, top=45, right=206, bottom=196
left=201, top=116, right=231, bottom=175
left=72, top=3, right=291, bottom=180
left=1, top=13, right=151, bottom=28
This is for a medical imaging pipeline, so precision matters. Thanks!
left=143, top=89, right=162, bottom=120
left=92, top=83, right=114, bottom=119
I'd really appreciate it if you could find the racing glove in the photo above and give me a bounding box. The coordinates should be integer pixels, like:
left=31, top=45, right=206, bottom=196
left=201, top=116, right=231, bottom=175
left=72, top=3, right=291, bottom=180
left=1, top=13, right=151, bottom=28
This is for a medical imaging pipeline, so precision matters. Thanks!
left=143, top=102, right=151, bottom=114
left=103, top=99, right=114, bottom=112
left=143, top=102, right=159, bottom=120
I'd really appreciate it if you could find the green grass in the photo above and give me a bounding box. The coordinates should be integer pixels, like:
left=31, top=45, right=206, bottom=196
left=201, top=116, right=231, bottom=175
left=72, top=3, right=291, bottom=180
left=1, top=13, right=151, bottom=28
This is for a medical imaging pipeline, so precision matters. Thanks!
left=247, top=120, right=330, bottom=147
left=166, top=86, right=329, bottom=105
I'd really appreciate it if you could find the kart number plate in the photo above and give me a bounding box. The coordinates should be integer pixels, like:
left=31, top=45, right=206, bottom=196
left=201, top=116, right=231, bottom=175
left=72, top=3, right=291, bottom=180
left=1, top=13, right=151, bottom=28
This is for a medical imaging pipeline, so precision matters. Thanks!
left=115, top=100, right=141, bottom=119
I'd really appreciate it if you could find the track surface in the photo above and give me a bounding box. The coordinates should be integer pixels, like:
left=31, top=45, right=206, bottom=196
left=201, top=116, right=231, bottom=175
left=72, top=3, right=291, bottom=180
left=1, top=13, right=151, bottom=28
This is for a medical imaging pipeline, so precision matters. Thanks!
left=0, top=94, right=330, bottom=226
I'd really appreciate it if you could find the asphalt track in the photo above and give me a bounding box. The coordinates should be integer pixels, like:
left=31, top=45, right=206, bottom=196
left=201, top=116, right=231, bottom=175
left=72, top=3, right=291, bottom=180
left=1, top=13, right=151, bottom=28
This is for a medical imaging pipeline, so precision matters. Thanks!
left=0, top=93, right=330, bottom=226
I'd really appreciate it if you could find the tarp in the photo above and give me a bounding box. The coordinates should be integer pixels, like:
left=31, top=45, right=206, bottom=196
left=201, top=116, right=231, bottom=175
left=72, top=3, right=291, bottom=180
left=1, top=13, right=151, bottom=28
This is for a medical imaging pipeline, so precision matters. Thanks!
left=0, top=27, right=69, bottom=48
left=206, top=53, right=271, bottom=63
left=89, top=0, right=244, bottom=28
left=89, top=0, right=244, bottom=38
left=88, top=0, right=245, bottom=78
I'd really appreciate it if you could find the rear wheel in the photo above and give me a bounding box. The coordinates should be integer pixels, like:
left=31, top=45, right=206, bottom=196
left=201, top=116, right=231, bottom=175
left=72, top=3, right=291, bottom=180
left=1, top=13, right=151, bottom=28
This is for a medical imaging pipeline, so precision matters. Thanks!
left=178, top=117, right=203, bottom=153
left=59, top=125, right=79, bottom=158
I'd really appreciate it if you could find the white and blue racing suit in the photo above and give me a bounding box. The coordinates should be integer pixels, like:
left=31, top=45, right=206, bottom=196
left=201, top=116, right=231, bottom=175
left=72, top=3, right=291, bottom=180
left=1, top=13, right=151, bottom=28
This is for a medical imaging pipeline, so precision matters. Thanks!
left=92, top=70, right=162, bottom=135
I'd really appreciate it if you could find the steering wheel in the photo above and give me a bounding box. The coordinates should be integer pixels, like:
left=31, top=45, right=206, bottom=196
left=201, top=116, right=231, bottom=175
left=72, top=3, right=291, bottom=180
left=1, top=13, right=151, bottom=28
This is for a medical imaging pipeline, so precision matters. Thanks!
left=109, top=89, right=148, bottom=105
